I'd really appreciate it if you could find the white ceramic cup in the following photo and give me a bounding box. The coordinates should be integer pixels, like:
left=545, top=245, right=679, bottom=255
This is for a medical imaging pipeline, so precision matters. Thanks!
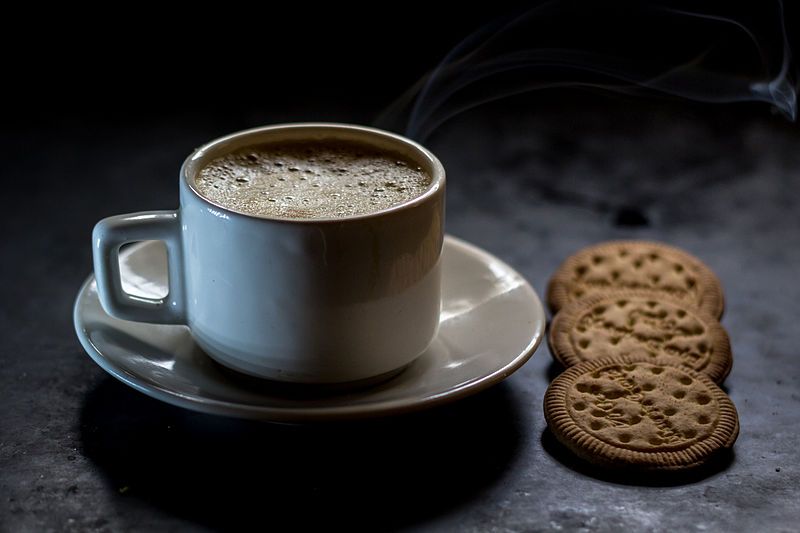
left=92, top=123, right=445, bottom=384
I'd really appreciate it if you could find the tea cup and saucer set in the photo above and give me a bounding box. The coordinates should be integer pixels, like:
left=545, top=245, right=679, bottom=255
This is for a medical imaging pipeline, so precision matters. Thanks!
left=74, top=123, right=545, bottom=422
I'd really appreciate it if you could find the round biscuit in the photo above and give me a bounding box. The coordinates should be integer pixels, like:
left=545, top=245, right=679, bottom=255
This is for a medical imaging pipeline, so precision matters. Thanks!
left=543, top=356, right=739, bottom=471
left=548, top=290, right=732, bottom=383
left=546, top=240, right=724, bottom=317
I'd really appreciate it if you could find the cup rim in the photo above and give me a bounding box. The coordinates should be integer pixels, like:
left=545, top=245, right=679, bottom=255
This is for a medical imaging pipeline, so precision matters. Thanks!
left=180, top=122, right=445, bottom=224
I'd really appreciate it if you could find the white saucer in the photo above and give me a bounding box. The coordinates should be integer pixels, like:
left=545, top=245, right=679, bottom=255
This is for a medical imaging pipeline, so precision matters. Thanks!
left=74, top=235, right=545, bottom=422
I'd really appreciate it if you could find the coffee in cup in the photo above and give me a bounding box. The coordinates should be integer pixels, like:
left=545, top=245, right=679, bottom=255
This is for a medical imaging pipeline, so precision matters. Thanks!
left=194, top=139, right=432, bottom=220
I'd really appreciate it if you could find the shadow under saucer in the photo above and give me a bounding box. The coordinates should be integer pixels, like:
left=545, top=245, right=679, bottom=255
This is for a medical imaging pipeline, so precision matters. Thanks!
left=79, top=376, right=527, bottom=531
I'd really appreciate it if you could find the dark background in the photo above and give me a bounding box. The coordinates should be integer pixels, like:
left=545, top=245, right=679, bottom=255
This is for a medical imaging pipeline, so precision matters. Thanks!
left=8, top=1, right=800, bottom=124
left=3, top=1, right=800, bottom=531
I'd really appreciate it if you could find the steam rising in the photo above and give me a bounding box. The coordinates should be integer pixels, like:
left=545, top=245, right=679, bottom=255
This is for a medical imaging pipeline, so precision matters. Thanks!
left=378, top=1, right=796, bottom=141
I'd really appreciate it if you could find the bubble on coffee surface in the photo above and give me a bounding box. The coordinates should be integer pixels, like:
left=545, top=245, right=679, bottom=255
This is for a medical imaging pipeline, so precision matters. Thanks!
left=194, top=140, right=432, bottom=219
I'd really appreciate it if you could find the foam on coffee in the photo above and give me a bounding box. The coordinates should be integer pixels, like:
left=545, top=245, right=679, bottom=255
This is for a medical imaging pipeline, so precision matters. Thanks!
left=194, top=140, right=432, bottom=219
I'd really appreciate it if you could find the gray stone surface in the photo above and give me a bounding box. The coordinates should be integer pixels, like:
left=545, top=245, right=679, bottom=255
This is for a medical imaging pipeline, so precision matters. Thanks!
left=1, top=96, right=799, bottom=532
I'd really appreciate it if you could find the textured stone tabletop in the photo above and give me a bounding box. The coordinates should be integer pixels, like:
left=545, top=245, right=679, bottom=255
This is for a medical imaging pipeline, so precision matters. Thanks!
left=2, top=95, right=799, bottom=532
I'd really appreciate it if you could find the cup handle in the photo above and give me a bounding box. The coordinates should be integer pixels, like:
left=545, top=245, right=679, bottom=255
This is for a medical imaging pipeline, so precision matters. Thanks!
left=92, top=210, right=185, bottom=324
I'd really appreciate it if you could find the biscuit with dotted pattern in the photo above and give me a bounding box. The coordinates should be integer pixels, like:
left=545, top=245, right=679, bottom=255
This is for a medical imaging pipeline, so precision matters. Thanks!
left=546, top=241, right=724, bottom=317
left=543, top=356, right=738, bottom=470
left=548, top=290, right=732, bottom=383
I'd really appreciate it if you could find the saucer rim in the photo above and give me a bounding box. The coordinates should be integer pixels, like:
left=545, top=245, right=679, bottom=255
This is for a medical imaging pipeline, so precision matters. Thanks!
left=74, top=235, right=545, bottom=422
